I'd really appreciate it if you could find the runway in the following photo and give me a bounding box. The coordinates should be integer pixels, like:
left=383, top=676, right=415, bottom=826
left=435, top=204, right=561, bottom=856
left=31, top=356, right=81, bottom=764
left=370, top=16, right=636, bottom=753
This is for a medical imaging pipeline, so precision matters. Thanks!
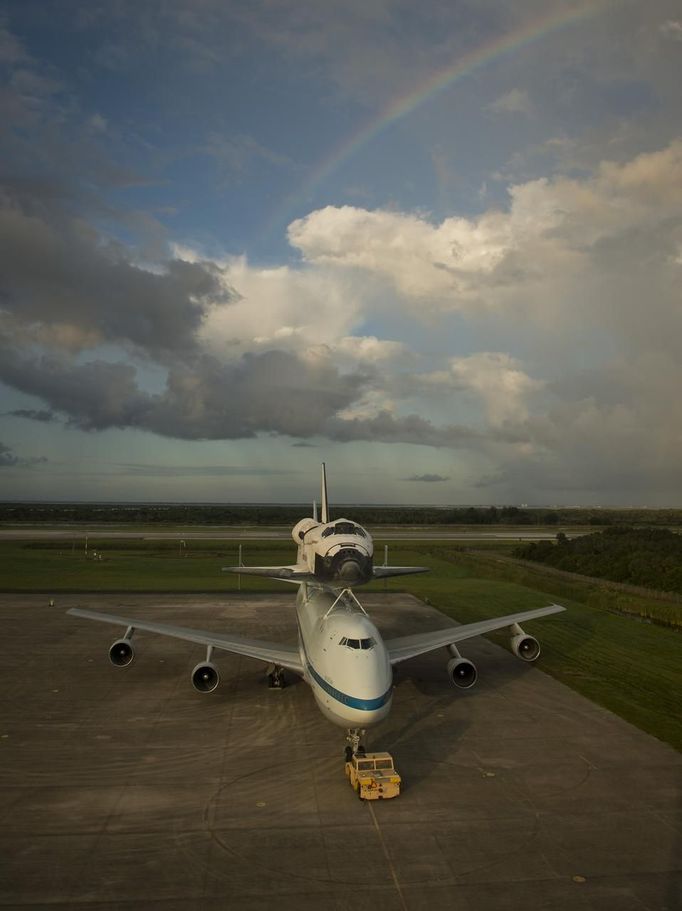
left=2, top=593, right=679, bottom=909
left=0, top=525, right=578, bottom=541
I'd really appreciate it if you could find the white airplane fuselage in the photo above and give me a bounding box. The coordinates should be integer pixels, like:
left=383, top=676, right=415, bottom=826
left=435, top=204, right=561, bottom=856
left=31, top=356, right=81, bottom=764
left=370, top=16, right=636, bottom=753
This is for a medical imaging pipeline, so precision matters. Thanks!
left=295, top=584, right=393, bottom=729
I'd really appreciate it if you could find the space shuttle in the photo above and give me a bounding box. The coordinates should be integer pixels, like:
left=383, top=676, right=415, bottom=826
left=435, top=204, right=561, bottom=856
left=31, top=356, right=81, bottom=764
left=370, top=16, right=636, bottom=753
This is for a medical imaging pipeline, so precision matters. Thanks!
left=223, top=464, right=428, bottom=587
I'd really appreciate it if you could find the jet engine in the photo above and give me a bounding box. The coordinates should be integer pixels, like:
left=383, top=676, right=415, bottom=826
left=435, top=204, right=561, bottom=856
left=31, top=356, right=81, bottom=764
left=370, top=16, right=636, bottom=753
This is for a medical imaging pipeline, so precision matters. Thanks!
left=191, top=661, right=220, bottom=693
left=109, top=638, right=134, bottom=667
left=447, top=656, right=477, bottom=689
left=510, top=633, right=540, bottom=662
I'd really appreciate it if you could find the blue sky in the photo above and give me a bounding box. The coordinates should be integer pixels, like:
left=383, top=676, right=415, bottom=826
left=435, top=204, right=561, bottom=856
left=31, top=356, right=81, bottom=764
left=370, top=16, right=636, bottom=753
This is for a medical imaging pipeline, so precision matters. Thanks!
left=1, top=1, right=681, bottom=505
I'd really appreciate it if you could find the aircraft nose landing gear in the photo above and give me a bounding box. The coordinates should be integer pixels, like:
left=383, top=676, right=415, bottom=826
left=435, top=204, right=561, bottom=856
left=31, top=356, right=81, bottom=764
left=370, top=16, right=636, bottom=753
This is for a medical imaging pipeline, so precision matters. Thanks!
left=345, top=728, right=366, bottom=759
left=266, top=664, right=286, bottom=688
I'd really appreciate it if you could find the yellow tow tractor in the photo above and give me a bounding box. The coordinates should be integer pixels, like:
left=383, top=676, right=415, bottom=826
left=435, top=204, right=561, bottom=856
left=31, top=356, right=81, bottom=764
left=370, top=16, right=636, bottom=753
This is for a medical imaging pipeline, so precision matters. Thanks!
left=345, top=751, right=401, bottom=800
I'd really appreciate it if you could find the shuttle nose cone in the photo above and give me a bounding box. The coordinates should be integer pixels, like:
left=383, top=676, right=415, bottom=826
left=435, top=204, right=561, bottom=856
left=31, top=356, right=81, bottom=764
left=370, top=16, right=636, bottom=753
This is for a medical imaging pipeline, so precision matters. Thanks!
left=338, top=559, right=363, bottom=583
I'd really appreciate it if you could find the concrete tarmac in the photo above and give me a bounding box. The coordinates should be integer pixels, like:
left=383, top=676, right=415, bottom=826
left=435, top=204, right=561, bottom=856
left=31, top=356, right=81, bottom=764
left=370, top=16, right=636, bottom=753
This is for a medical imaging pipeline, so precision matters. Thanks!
left=2, top=593, right=680, bottom=910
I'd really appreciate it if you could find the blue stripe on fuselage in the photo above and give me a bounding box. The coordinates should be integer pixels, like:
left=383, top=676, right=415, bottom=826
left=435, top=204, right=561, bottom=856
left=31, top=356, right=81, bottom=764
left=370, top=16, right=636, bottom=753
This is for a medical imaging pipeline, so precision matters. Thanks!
left=295, top=596, right=391, bottom=712
left=306, top=656, right=392, bottom=711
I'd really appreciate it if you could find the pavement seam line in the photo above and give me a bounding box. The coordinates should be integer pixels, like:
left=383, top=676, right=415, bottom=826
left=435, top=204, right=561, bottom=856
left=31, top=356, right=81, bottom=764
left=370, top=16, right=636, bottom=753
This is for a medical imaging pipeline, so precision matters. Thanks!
left=367, top=800, right=408, bottom=911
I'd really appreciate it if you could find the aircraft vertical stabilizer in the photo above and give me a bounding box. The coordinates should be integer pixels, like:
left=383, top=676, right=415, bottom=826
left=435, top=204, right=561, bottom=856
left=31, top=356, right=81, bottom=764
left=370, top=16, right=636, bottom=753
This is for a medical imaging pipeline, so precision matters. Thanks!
left=321, top=462, right=330, bottom=524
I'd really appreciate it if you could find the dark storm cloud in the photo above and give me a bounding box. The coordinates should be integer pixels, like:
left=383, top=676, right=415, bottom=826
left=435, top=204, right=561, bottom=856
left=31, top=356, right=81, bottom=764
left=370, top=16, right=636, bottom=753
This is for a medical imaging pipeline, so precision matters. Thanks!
left=405, top=473, right=450, bottom=482
left=0, top=183, right=234, bottom=354
left=0, top=344, right=368, bottom=440
left=117, top=463, right=292, bottom=477
left=0, top=441, right=47, bottom=468
left=143, top=351, right=368, bottom=440
left=0, top=347, right=149, bottom=431
left=6, top=408, right=56, bottom=422
left=0, top=443, right=18, bottom=467
left=324, top=410, right=527, bottom=448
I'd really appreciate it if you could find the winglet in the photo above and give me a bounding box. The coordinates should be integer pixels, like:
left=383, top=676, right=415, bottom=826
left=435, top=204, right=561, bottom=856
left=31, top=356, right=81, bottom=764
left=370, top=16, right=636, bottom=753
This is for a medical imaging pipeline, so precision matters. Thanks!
left=321, top=462, right=329, bottom=524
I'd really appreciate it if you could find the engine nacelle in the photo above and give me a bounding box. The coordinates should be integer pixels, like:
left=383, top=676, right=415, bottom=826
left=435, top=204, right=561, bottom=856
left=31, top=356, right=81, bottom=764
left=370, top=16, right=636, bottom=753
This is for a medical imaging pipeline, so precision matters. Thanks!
left=292, top=517, right=318, bottom=544
left=109, top=638, right=134, bottom=667
left=191, top=661, right=220, bottom=693
left=447, top=656, right=477, bottom=689
left=511, top=634, right=540, bottom=662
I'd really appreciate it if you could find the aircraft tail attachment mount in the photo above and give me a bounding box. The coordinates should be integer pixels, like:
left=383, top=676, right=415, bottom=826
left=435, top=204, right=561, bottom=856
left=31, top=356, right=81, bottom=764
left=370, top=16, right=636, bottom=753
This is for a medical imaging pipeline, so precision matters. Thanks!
left=323, top=588, right=369, bottom=620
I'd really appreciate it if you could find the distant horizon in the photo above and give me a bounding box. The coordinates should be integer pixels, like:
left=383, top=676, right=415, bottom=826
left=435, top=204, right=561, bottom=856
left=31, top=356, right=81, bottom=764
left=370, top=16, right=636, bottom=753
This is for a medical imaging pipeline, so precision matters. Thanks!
left=1, top=500, right=677, bottom=511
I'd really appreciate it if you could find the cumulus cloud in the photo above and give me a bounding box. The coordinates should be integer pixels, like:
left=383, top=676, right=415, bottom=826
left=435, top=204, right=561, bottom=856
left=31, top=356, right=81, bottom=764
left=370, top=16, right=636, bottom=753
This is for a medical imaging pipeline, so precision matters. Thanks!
left=334, top=335, right=407, bottom=362
left=422, top=353, right=544, bottom=426
left=288, top=142, right=682, bottom=369
left=660, top=20, right=682, bottom=40
left=195, top=253, right=360, bottom=356
left=488, top=88, right=532, bottom=116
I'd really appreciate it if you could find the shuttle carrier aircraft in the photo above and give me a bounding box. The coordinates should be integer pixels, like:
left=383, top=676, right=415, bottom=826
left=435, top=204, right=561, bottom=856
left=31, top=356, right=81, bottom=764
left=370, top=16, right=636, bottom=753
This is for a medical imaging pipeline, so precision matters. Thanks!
left=69, top=465, right=565, bottom=756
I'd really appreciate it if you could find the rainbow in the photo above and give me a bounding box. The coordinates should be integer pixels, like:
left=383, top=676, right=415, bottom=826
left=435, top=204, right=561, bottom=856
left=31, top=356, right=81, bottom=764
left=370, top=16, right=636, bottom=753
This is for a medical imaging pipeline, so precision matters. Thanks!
left=266, top=1, right=610, bottom=237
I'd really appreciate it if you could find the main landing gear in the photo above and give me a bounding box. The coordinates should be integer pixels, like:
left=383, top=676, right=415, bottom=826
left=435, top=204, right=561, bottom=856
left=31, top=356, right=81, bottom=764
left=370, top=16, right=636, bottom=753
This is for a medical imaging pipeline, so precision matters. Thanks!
left=345, top=728, right=367, bottom=761
left=266, top=664, right=286, bottom=689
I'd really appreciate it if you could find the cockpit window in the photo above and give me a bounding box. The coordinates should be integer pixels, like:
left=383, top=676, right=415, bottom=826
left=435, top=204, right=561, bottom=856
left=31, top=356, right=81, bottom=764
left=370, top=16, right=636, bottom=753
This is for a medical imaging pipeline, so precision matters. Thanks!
left=339, top=637, right=375, bottom=650
left=321, top=522, right=366, bottom=538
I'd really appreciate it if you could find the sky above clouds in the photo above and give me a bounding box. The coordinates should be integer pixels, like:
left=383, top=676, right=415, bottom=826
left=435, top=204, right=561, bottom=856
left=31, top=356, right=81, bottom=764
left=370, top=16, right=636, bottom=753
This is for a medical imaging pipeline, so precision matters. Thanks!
left=0, top=0, right=681, bottom=505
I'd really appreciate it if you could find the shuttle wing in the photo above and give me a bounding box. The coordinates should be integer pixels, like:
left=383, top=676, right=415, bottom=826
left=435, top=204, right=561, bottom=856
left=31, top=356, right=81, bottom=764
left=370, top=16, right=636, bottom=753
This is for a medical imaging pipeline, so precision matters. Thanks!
left=373, top=565, right=429, bottom=580
left=221, top=565, right=316, bottom=584
left=385, top=604, right=565, bottom=665
left=67, top=608, right=304, bottom=673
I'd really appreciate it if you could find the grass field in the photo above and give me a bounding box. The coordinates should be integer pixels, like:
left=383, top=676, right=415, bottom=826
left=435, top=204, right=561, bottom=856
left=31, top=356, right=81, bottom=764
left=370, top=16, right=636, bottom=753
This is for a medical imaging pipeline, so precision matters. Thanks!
left=1, top=537, right=680, bottom=751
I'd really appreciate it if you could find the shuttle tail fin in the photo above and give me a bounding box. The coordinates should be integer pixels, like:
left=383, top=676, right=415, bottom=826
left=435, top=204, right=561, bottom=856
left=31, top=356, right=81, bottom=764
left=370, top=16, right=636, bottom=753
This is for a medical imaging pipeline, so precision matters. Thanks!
left=313, top=500, right=318, bottom=522
left=321, top=462, right=329, bottom=524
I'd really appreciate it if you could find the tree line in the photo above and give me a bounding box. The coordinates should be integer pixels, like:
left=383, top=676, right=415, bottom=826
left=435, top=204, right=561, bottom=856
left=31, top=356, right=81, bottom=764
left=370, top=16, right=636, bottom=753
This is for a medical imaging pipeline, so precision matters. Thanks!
left=514, top=527, right=682, bottom=594
left=3, top=502, right=682, bottom=527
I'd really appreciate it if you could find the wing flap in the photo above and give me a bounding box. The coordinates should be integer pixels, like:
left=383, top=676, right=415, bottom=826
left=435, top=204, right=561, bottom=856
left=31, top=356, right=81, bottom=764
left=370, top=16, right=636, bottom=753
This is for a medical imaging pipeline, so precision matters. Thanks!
left=386, top=604, right=565, bottom=664
left=67, top=608, right=304, bottom=673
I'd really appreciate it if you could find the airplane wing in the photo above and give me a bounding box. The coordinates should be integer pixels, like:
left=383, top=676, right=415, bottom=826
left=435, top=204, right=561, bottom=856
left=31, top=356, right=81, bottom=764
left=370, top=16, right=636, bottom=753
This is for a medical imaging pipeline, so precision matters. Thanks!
left=67, top=608, right=304, bottom=674
left=373, top=565, right=430, bottom=580
left=221, top=565, right=315, bottom=584
left=385, top=604, right=565, bottom=665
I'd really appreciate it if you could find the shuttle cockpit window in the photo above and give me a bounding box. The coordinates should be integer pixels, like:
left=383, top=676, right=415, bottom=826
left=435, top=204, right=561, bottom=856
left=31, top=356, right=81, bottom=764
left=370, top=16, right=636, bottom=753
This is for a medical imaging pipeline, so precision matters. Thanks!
left=322, top=522, right=366, bottom=537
